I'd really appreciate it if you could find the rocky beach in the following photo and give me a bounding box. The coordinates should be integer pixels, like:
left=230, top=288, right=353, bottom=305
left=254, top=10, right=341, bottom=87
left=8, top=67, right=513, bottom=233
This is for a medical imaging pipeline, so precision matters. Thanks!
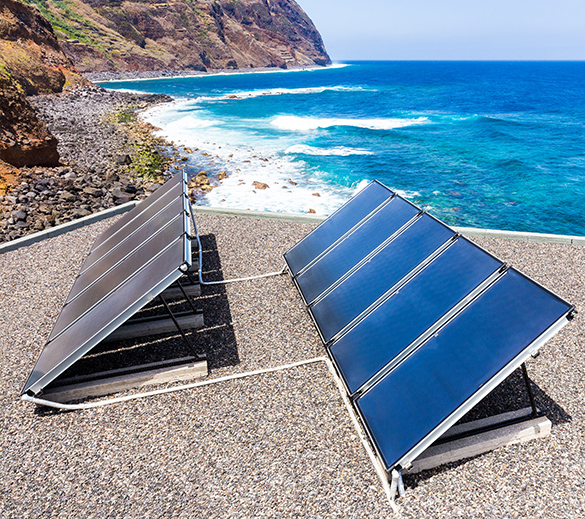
left=0, top=87, right=183, bottom=243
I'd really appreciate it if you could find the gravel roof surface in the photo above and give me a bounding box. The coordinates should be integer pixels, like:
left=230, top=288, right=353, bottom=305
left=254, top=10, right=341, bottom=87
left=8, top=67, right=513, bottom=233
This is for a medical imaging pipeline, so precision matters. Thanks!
left=0, top=213, right=584, bottom=518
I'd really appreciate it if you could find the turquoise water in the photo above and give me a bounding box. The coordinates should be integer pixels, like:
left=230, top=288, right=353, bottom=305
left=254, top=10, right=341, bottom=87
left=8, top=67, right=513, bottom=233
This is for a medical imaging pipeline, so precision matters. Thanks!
left=100, top=61, right=585, bottom=235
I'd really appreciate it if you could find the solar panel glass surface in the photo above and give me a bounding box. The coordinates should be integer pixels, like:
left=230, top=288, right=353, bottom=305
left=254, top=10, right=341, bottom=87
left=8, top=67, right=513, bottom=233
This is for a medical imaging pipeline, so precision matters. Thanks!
left=355, top=268, right=573, bottom=471
left=295, top=196, right=419, bottom=305
left=89, top=172, right=183, bottom=251
left=310, top=214, right=455, bottom=343
left=81, top=182, right=184, bottom=272
left=67, top=209, right=184, bottom=303
left=331, top=238, right=504, bottom=394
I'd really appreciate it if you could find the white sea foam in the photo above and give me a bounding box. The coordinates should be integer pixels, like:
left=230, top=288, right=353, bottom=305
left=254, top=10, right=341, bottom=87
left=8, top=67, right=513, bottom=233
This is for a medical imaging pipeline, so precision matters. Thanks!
left=271, top=115, right=428, bottom=132
left=285, top=144, right=373, bottom=156
left=187, top=85, right=370, bottom=104
left=164, top=115, right=220, bottom=131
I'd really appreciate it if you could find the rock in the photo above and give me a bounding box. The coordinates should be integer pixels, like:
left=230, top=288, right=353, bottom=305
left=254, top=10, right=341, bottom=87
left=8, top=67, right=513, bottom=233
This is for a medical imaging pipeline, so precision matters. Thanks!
left=59, top=191, right=76, bottom=202
left=289, top=179, right=297, bottom=185
left=82, top=187, right=103, bottom=197
left=113, top=195, right=131, bottom=205
left=147, top=183, right=161, bottom=193
left=12, top=209, right=27, bottom=221
left=252, top=181, right=269, bottom=190
left=308, top=208, right=316, bottom=214
left=218, top=171, right=226, bottom=180
left=72, top=208, right=91, bottom=218
left=115, top=154, right=132, bottom=165
left=124, top=183, right=137, bottom=194
left=312, top=192, right=321, bottom=197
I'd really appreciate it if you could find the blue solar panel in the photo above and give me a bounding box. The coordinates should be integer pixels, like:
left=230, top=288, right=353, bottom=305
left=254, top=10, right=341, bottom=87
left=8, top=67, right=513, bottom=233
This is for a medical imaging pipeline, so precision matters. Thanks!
left=355, top=268, right=573, bottom=471
left=284, top=181, right=393, bottom=276
left=310, top=214, right=456, bottom=343
left=295, top=196, right=420, bottom=305
left=330, top=238, right=504, bottom=394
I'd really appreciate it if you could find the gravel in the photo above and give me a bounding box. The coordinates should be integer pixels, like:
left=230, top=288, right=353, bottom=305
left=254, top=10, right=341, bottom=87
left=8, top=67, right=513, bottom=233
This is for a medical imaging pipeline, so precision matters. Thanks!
left=0, top=214, right=584, bottom=518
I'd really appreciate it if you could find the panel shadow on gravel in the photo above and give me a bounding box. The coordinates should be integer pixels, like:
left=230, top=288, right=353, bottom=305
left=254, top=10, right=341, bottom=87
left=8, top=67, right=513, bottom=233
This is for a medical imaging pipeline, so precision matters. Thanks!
left=402, top=367, right=571, bottom=487
left=43, top=233, right=239, bottom=395
left=184, top=232, right=240, bottom=370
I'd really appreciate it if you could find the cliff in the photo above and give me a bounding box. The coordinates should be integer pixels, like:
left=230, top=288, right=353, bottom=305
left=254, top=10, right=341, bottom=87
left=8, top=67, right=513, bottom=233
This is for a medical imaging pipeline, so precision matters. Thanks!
left=0, top=0, right=89, bottom=167
left=20, top=0, right=330, bottom=73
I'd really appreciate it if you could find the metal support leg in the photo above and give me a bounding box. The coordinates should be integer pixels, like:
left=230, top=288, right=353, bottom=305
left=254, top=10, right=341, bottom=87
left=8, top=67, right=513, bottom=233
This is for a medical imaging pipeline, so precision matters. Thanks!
left=175, top=279, right=199, bottom=315
left=158, top=293, right=198, bottom=357
left=521, top=363, right=538, bottom=418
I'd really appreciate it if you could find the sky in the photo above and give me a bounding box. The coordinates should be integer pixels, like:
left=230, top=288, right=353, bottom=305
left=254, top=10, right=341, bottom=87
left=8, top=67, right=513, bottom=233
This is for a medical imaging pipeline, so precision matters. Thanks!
left=298, top=0, right=585, bottom=61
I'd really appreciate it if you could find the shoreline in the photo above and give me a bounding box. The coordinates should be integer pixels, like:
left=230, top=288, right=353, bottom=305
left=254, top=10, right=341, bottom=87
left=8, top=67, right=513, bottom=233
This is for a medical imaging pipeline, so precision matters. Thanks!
left=0, top=87, right=189, bottom=244
left=86, top=63, right=347, bottom=83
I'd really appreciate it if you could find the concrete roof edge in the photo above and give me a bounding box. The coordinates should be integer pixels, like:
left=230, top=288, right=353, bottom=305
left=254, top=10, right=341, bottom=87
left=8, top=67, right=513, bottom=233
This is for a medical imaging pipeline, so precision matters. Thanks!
left=0, top=201, right=139, bottom=255
left=2, top=203, right=583, bottom=253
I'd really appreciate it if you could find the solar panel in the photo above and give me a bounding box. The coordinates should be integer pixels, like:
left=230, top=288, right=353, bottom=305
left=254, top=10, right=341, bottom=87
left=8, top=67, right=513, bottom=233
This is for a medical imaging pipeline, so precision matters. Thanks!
left=355, top=268, right=573, bottom=471
left=285, top=179, right=574, bottom=475
left=294, top=196, right=420, bottom=305
left=21, top=172, right=192, bottom=396
left=330, top=237, right=504, bottom=395
left=284, top=181, right=394, bottom=276
left=310, top=214, right=456, bottom=343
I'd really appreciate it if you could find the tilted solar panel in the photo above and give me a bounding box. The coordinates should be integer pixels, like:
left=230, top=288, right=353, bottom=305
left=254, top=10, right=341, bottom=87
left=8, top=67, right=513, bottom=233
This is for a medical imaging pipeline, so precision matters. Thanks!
left=21, top=172, right=192, bottom=396
left=310, top=214, right=455, bottom=343
left=355, top=268, right=573, bottom=471
left=295, top=195, right=420, bottom=305
left=284, top=181, right=394, bottom=276
left=285, top=179, right=575, bottom=477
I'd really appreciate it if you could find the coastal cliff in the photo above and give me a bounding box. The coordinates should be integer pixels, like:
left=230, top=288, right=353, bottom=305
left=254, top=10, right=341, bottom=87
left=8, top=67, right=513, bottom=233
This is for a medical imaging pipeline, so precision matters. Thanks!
left=21, top=0, right=331, bottom=73
left=0, top=0, right=89, bottom=167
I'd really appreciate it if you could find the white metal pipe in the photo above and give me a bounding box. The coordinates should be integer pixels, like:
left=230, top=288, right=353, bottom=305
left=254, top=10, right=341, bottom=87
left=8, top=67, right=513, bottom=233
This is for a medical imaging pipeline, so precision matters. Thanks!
left=21, top=357, right=327, bottom=411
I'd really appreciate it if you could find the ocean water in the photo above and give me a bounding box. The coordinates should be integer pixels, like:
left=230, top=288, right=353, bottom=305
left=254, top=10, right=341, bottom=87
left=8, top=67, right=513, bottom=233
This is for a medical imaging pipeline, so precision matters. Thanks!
left=100, top=61, right=585, bottom=235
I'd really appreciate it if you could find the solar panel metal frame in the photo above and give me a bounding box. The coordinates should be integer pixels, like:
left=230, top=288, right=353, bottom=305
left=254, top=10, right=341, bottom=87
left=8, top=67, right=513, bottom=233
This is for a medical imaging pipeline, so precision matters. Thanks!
left=352, top=268, right=574, bottom=472
left=21, top=172, right=192, bottom=396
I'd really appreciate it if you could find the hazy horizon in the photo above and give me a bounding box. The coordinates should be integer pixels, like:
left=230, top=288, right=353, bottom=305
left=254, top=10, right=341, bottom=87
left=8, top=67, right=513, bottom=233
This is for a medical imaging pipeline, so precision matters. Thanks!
left=299, top=0, right=585, bottom=61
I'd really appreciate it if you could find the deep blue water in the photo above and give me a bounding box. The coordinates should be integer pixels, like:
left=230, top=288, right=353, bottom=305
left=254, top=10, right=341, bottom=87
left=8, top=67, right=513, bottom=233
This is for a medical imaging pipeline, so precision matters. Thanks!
left=100, top=61, right=585, bottom=235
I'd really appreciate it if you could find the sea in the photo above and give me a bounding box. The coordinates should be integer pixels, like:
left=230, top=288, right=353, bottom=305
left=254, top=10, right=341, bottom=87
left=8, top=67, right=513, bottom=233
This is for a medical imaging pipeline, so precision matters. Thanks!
left=99, top=61, right=585, bottom=236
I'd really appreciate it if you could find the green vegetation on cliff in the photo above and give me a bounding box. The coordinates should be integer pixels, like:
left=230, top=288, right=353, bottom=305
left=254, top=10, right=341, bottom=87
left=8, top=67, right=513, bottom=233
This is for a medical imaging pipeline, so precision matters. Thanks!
left=19, top=0, right=330, bottom=73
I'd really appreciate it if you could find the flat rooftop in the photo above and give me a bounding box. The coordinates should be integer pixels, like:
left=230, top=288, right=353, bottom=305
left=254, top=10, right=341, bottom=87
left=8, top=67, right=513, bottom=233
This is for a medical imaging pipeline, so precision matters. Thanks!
left=1, top=213, right=584, bottom=517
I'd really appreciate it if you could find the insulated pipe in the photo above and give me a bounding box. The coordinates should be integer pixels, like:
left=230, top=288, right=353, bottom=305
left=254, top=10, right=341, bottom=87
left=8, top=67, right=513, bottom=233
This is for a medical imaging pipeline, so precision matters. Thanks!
left=22, top=356, right=398, bottom=511
left=21, top=357, right=326, bottom=411
left=188, top=203, right=287, bottom=285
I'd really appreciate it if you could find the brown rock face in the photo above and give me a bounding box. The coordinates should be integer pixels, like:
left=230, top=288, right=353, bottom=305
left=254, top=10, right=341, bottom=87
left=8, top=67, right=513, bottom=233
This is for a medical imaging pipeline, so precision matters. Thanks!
left=0, top=72, right=59, bottom=167
left=0, top=0, right=89, bottom=94
left=0, top=0, right=90, bottom=167
left=24, top=0, right=331, bottom=73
